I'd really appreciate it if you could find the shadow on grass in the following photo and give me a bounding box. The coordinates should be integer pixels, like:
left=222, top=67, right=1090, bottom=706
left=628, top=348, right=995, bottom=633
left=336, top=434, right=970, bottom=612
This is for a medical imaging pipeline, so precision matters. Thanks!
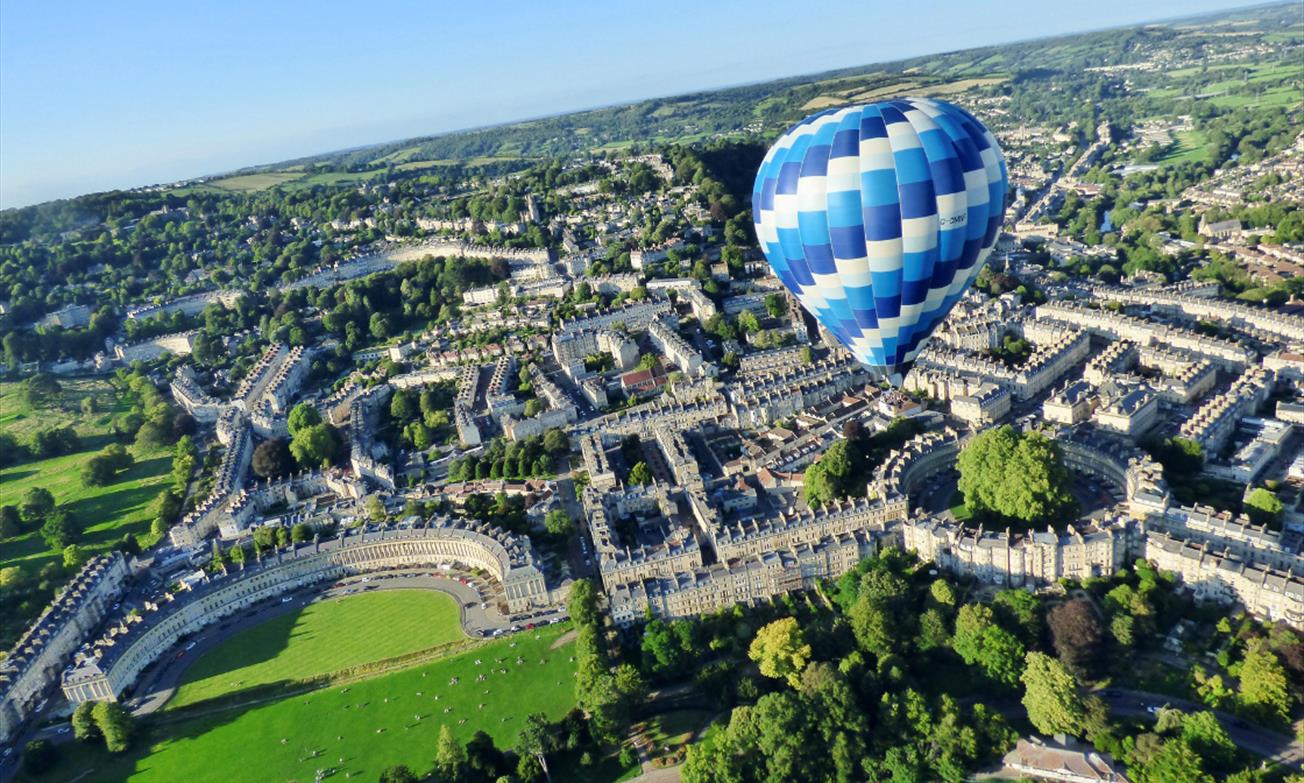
left=20, top=697, right=263, bottom=783
left=168, top=608, right=304, bottom=700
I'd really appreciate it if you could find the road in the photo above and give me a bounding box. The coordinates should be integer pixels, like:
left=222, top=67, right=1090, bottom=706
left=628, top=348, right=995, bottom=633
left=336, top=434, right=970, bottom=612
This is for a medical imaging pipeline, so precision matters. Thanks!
left=1096, top=688, right=1302, bottom=770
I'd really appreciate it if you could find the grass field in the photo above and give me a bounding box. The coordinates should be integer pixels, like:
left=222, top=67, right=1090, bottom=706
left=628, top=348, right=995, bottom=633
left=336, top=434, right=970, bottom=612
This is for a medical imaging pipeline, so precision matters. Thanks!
left=25, top=623, right=579, bottom=783
left=0, top=380, right=172, bottom=575
left=168, top=590, right=465, bottom=709
left=0, top=446, right=171, bottom=570
left=206, top=171, right=304, bottom=192
left=1157, top=129, right=1212, bottom=166
left=0, top=379, right=120, bottom=442
left=802, top=76, right=1006, bottom=111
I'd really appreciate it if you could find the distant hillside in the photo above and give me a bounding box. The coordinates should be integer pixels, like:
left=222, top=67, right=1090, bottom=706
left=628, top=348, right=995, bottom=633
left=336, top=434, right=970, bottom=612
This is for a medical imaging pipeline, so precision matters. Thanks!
left=211, top=1, right=1297, bottom=178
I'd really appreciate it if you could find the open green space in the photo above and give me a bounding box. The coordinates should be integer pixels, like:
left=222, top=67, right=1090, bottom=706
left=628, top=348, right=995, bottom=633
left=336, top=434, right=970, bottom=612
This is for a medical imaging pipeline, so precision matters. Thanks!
left=0, top=380, right=173, bottom=574
left=634, top=708, right=715, bottom=768
left=168, top=589, right=465, bottom=709
left=1157, top=129, right=1212, bottom=166
left=0, top=446, right=171, bottom=570
left=24, top=624, right=577, bottom=783
left=1209, top=84, right=1303, bottom=110
left=0, top=379, right=120, bottom=442
left=947, top=490, right=975, bottom=522
left=206, top=171, right=305, bottom=192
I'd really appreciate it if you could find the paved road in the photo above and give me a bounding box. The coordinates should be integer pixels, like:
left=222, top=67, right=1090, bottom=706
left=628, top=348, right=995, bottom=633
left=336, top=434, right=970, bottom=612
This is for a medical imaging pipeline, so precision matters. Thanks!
left=1096, top=688, right=1302, bottom=770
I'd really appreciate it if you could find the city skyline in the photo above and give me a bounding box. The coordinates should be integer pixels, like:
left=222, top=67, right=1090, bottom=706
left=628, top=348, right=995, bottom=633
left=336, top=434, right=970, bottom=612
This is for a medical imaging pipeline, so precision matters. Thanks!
left=0, top=0, right=1272, bottom=209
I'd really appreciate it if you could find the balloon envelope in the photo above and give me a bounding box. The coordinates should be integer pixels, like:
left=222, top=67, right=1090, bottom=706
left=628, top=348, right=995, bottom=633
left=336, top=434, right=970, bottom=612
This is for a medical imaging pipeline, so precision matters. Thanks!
left=752, top=98, right=1008, bottom=381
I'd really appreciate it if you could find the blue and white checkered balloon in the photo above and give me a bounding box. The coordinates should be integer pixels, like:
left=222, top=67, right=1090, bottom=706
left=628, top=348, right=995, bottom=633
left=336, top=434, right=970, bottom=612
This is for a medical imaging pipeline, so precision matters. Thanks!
left=753, top=98, right=1008, bottom=382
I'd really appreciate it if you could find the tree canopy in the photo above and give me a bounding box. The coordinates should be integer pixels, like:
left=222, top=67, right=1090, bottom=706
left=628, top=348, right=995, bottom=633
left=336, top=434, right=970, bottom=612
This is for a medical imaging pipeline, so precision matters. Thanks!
left=957, top=425, right=1074, bottom=526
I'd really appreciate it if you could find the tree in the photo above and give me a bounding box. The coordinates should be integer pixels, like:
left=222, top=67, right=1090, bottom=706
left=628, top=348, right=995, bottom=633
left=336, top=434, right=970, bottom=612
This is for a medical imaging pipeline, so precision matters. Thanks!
left=764, top=293, right=785, bottom=318
left=1132, top=738, right=1215, bottom=783
left=135, top=417, right=173, bottom=449
left=1237, top=640, right=1292, bottom=725
left=0, top=504, right=20, bottom=537
left=287, top=402, right=321, bottom=436
left=390, top=389, right=417, bottom=422
left=994, top=588, right=1043, bottom=644
left=81, top=455, right=117, bottom=487
left=515, top=712, right=553, bottom=780
left=568, top=578, right=600, bottom=628
left=748, top=617, right=811, bottom=686
left=22, top=739, right=57, bottom=775
left=929, top=579, right=957, bottom=608
left=1047, top=599, right=1104, bottom=677
left=0, top=566, right=25, bottom=590
left=951, top=603, right=1025, bottom=687
left=1021, top=651, right=1085, bottom=737
left=542, top=428, right=569, bottom=455
left=803, top=438, right=861, bottom=506
left=252, top=438, right=293, bottom=479
left=378, top=765, right=418, bottom=783
left=72, top=701, right=100, bottom=743
left=1244, top=488, right=1284, bottom=526
left=289, top=422, right=341, bottom=468
left=62, top=544, right=86, bottom=569
left=22, top=373, right=61, bottom=407
left=917, top=608, right=952, bottom=651
left=642, top=619, right=694, bottom=678
left=544, top=509, right=574, bottom=536
left=434, top=723, right=469, bottom=781
left=957, top=426, right=1073, bottom=525
left=91, top=700, right=133, bottom=753
left=365, top=495, right=387, bottom=523
left=849, top=592, right=899, bottom=658
left=628, top=461, right=653, bottom=486
left=524, top=398, right=544, bottom=417
left=40, top=511, right=78, bottom=550
left=1180, top=711, right=1235, bottom=772
left=20, top=486, right=55, bottom=522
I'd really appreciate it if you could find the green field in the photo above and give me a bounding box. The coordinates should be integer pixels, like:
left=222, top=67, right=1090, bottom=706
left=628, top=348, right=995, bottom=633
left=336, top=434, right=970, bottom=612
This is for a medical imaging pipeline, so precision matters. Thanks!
left=206, top=171, right=305, bottom=192
left=1157, top=129, right=1212, bottom=166
left=0, top=379, right=119, bottom=442
left=0, top=380, right=172, bottom=575
left=168, top=590, right=465, bottom=709
left=27, top=623, right=579, bottom=783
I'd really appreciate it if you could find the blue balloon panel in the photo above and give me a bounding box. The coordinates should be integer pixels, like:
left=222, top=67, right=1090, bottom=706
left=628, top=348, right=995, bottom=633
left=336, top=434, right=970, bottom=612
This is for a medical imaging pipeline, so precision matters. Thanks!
left=753, top=98, right=1008, bottom=380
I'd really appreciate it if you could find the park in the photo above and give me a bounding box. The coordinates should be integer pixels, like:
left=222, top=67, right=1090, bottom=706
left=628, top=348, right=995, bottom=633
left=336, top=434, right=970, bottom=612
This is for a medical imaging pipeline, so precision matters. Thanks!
left=19, top=590, right=580, bottom=783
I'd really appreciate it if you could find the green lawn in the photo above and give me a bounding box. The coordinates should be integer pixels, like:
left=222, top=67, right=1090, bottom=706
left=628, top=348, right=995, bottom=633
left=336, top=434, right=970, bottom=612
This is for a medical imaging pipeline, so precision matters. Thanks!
left=27, top=624, right=579, bottom=783
left=168, top=590, right=465, bottom=709
left=0, top=378, right=173, bottom=576
left=947, top=490, right=974, bottom=522
left=1157, top=130, right=1211, bottom=166
left=0, top=379, right=121, bottom=443
left=206, top=171, right=305, bottom=192
left=0, top=444, right=171, bottom=570
left=1, top=378, right=173, bottom=646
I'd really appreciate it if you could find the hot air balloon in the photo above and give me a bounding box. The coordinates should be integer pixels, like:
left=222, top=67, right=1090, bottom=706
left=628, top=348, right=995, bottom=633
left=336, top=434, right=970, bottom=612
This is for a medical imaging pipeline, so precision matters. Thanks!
left=752, top=97, right=1008, bottom=385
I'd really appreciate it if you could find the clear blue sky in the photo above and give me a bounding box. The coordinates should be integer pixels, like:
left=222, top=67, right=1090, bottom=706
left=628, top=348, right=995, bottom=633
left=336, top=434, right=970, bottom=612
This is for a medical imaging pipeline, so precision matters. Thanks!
left=0, top=0, right=1265, bottom=208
